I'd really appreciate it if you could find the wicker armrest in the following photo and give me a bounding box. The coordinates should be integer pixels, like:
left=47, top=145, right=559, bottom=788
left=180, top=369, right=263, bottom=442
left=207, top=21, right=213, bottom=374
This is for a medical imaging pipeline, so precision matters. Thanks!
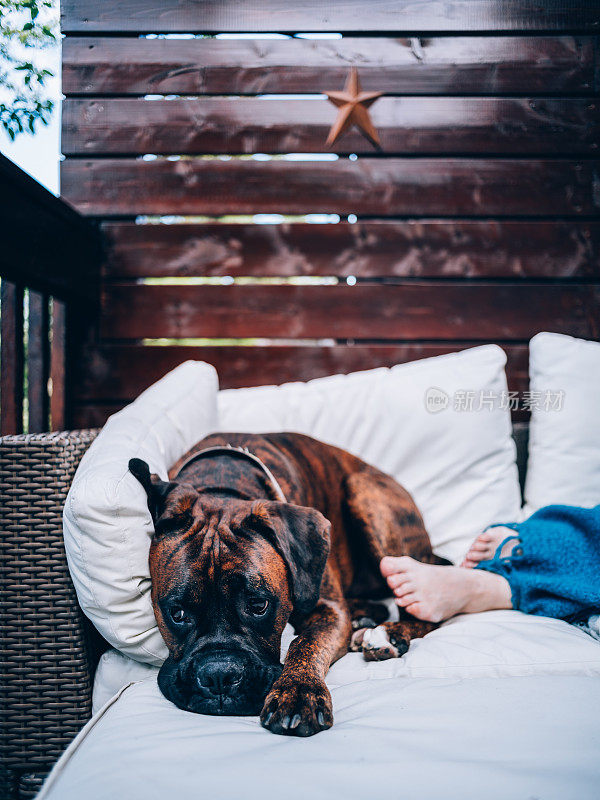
left=0, top=429, right=100, bottom=798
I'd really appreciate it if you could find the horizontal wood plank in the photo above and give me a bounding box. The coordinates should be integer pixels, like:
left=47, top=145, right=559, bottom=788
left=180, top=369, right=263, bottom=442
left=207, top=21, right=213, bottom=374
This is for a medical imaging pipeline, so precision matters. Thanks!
left=101, top=283, right=600, bottom=340
left=72, top=342, right=529, bottom=400
left=61, top=0, right=600, bottom=33
left=62, top=97, right=599, bottom=156
left=102, top=220, right=600, bottom=279
left=61, top=158, right=600, bottom=217
left=62, top=36, right=596, bottom=96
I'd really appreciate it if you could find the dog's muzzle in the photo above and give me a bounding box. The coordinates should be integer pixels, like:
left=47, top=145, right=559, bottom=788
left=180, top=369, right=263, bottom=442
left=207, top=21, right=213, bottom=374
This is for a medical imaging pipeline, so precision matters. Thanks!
left=158, top=648, right=283, bottom=716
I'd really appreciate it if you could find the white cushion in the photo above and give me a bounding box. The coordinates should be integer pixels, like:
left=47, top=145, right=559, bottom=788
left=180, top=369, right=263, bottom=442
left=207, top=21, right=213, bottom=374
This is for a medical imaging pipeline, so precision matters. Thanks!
left=63, top=361, right=218, bottom=665
left=41, top=677, right=600, bottom=800
left=92, top=648, right=158, bottom=712
left=329, top=610, right=600, bottom=682
left=524, top=333, right=600, bottom=516
left=40, top=612, right=600, bottom=800
left=219, top=345, right=521, bottom=564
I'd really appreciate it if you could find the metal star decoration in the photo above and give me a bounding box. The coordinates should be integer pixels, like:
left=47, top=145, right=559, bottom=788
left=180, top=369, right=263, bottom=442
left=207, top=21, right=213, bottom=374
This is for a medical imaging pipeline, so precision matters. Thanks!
left=325, top=67, right=383, bottom=150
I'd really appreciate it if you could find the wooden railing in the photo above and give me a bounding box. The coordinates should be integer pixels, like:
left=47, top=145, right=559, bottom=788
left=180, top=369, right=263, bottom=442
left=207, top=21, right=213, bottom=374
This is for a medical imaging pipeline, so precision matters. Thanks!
left=0, top=153, right=102, bottom=434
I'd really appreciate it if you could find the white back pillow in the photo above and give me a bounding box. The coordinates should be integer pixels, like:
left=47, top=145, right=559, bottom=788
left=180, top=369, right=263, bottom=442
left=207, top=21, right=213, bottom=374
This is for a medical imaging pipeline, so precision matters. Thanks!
left=219, top=345, right=521, bottom=565
left=64, top=361, right=218, bottom=665
left=524, top=333, right=600, bottom=516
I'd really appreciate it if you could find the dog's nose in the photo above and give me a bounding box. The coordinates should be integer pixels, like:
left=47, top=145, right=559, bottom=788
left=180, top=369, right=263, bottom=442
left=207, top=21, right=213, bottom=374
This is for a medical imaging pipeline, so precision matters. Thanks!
left=197, top=660, right=243, bottom=696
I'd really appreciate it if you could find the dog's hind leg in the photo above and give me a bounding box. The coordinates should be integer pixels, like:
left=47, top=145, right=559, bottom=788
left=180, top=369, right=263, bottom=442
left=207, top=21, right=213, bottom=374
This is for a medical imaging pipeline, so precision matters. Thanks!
left=350, top=617, right=437, bottom=661
left=344, top=468, right=447, bottom=661
left=344, top=469, right=435, bottom=565
left=347, top=598, right=390, bottom=630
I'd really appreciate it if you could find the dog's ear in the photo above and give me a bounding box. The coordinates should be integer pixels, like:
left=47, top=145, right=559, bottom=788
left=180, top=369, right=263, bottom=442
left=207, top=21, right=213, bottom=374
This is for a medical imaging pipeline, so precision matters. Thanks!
left=250, top=501, right=331, bottom=616
left=129, top=458, right=197, bottom=536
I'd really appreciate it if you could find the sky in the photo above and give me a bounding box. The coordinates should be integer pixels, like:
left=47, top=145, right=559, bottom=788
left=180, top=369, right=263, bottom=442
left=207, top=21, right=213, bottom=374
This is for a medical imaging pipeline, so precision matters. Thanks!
left=0, top=18, right=61, bottom=195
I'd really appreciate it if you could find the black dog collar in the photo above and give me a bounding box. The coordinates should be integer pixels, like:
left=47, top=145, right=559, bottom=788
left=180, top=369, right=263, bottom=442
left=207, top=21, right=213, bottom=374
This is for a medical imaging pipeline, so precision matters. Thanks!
left=174, top=444, right=287, bottom=503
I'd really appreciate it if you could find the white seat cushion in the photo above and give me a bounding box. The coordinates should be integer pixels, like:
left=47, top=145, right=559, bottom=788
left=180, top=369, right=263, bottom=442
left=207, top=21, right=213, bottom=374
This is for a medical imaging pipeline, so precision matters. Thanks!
left=219, top=345, right=521, bottom=564
left=42, top=611, right=600, bottom=800
left=524, top=332, right=600, bottom=516
left=63, top=361, right=218, bottom=665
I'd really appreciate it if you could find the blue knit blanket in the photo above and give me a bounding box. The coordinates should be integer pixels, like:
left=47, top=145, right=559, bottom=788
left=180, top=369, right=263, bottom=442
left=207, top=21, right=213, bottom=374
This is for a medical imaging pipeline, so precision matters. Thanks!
left=477, top=504, right=600, bottom=623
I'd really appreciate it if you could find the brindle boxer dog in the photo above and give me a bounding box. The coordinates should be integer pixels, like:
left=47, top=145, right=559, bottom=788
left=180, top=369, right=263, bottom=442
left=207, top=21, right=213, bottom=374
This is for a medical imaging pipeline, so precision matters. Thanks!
left=129, top=432, right=448, bottom=737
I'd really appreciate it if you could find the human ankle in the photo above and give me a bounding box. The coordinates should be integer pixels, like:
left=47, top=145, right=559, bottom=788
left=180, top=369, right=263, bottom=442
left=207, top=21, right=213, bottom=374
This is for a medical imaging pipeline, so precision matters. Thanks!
left=463, top=570, right=512, bottom=613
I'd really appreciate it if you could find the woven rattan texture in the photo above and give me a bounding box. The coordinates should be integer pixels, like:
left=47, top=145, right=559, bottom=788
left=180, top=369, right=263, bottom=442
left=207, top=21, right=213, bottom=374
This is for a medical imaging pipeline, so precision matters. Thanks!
left=0, top=430, right=98, bottom=797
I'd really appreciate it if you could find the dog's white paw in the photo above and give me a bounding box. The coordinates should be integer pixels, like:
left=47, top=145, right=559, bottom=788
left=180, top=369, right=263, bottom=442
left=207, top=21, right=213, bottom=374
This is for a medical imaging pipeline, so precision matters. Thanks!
left=351, top=625, right=400, bottom=661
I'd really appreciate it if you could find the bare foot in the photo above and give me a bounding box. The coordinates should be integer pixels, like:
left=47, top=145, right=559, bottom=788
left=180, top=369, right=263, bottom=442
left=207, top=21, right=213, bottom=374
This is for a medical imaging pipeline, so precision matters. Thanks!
left=380, top=556, right=512, bottom=623
left=461, top=526, right=520, bottom=568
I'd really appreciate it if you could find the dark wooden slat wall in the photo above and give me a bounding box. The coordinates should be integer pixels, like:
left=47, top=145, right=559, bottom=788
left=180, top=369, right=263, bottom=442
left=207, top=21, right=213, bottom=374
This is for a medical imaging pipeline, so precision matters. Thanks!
left=60, top=1, right=600, bottom=427
left=62, top=37, right=596, bottom=96
left=0, top=152, right=101, bottom=303
left=50, top=299, right=67, bottom=431
left=27, top=291, right=50, bottom=434
left=61, top=159, right=600, bottom=217
left=70, top=342, right=531, bottom=428
left=0, top=281, right=24, bottom=435
left=101, top=221, right=600, bottom=279
left=72, top=342, right=530, bottom=401
left=62, top=97, right=600, bottom=156
left=61, top=1, right=600, bottom=33
left=101, top=283, right=599, bottom=340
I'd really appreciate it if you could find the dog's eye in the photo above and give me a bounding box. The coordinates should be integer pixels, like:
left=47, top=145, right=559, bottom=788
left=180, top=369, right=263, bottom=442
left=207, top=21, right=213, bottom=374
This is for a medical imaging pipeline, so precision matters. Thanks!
left=170, top=607, right=191, bottom=625
left=248, top=598, right=269, bottom=617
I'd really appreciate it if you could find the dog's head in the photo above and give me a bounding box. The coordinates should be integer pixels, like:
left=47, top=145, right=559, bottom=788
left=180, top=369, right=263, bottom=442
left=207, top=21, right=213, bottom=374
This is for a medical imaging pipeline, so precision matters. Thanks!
left=129, top=458, right=330, bottom=715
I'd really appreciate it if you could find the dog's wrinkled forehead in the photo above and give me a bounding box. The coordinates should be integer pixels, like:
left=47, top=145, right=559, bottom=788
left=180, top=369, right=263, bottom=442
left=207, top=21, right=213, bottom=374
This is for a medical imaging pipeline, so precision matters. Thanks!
left=129, top=457, right=331, bottom=617
left=149, top=497, right=289, bottom=599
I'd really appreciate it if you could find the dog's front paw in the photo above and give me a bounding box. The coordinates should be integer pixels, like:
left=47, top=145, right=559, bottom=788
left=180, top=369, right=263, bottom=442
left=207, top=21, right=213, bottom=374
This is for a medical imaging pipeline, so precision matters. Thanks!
left=260, top=678, right=332, bottom=737
left=350, top=624, right=409, bottom=661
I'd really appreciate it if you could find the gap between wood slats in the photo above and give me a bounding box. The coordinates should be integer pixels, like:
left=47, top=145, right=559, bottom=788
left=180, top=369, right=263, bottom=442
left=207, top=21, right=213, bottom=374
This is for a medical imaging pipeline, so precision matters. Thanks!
left=60, top=0, right=600, bottom=34
left=60, top=158, right=600, bottom=217
left=100, top=282, right=600, bottom=340
left=101, top=220, right=600, bottom=279
left=71, top=341, right=530, bottom=400
left=27, top=290, right=50, bottom=434
left=61, top=97, right=600, bottom=156
left=61, top=36, right=596, bottom=96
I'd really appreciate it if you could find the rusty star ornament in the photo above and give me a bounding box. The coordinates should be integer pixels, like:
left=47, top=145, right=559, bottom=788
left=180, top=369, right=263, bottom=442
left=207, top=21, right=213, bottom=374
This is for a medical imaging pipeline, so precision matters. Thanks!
left=325, top=67, right=383, bottom=150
